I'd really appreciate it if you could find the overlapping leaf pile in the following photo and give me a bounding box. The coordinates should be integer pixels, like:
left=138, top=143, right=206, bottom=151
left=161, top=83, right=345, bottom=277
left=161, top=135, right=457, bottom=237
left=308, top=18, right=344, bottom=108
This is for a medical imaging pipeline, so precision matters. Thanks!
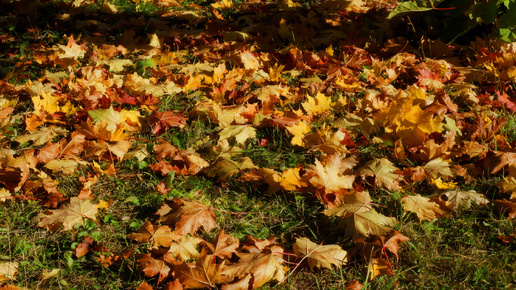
left=2, top=0, right=516, bottom=288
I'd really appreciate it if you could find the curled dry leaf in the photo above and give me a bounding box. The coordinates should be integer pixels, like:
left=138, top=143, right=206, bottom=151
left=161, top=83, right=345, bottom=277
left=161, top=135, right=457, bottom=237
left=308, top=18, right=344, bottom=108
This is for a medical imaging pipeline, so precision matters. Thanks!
left=293, top=237, right=347, bottom=270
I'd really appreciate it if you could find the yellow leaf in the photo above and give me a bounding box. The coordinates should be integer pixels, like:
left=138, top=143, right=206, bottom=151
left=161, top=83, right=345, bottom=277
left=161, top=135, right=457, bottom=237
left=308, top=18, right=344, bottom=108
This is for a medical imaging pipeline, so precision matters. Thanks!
left=241, top=51, right=260, bottom=70
left=96, top=200, right=110, bottom=209
left=40, top=268, right=60, bottom=280
left=32, top=91, right=59, bottom=114
left=430, top=177, right=457, bottom=189
left=45, top=159, right=86, bottom=175
left=280, top=167, right=307, bottom=191
left=286, top=121, right=310, bottom=146
left=302, top=92, right=334, bottom=115
left=219, top=125, right=256, bottom=145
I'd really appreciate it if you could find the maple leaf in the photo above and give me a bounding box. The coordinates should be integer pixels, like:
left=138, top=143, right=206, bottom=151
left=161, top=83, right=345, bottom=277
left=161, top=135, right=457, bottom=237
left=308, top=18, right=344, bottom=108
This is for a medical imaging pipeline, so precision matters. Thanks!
left=175, top=249, right=225, bottom=289
left=302, top=92, right=334, bottom=115
left=430, top=177, right=457, bottom=189
left=338, top=209, right=396, bottom=239
left=38, top=197, right=98, bottom=232
left=74, top=235, right=108, bottom=258
left=436, top=189, right=489, bottom=211
left=86, top=139, right=131, bottom=161
left=286, top=121, right=310, bottom=147
left=157, top=198, right=218, bottom=235
left=127, top=221, right=175, bottom=248
left=208, top=157, right=256, bottom=181
left=368, top=258, right=393, bottom=280
left=204, top=229, right=239, bottom=259
left=218, top=125, right=256, bottom=145
left=293, top=237, right=347, bottom=270
left=280, top=167, right=308, bottom=191
left=163, top=235, right=202, bottom=263
left=137, top=254, right=171, bottom=282
left=149, top=111, right=188, bottom=135
left=88, top=106, right=141, bottom=133
left=423, top=157, right=453, bottom=179
left=323, top=190, right=374, bottom=216
left=401, top=194, right=445, bottom=221
left=309, top=154, right=356, bottom=192
left=45, top=159, right=87, bottom=175
left=15, top=126, right=69, bottom=147
left=0, top=188, right=12, bottom=202
left=360, top=158, right=400, bottom=190
left=221, top=252, right=287, bottom=289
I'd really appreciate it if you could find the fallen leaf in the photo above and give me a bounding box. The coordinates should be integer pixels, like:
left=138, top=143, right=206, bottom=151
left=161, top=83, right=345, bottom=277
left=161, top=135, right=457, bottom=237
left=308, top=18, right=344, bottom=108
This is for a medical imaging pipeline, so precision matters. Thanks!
left=38, top=197, right=98, bottom=231
left=401, top=194, right=445, bottom=221
left=137, top=254, right=171, bottom=281
left=360, top=158, right=400, bottom=190
left=157, top=198, right=218, bottom=235
left=293, top=237, right=347, bottom=270
left=175, top=249, right=225, bottom=288
left=0, top=262, right=18, bottom=281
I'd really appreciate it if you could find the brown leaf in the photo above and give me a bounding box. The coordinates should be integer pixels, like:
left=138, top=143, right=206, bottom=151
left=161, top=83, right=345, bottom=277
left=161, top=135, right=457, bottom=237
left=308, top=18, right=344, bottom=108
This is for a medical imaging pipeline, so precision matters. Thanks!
left=150, top=111, right=188, bottom=135
left=136, top=281, right=154, bottom=290
left=137, top=254, right=171, bottom=281
left=205, top=229, right=239, bottom=259
left=157, top=198, right=218, bottom=236
left=127, top=221, right=176, bottom=248
left=175, top=249, right=225, bottom=289
left=493, top=199, right=516, bottom=219
left=345, top=280, right=363, bottom=290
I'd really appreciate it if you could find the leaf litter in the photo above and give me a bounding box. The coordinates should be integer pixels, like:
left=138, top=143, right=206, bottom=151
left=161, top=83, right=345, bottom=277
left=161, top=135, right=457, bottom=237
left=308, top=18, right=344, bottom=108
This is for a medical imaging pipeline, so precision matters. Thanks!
left=1, top=0, right=516, bottom=288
